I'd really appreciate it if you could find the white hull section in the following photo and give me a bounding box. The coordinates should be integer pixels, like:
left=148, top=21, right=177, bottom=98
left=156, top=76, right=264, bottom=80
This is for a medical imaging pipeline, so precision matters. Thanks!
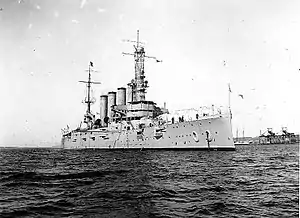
left=234, top=141, right=250, bottom=145
left=62, top=115, right=235, bottom=150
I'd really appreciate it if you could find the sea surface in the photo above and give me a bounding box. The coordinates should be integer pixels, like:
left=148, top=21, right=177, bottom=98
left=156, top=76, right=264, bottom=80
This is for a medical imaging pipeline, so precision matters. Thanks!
left=0, top=144, right=299, bottom=217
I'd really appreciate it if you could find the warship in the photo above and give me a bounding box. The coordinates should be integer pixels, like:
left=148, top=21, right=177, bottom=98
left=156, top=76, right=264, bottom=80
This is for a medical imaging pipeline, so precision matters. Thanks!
left=61, top=31, right=235, bottom=150
left=258, top=127, right=299, bottom=145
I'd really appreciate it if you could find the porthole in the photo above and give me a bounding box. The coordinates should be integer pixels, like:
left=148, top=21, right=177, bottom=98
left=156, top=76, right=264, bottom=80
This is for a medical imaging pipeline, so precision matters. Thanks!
left=192, top=131, right=199, bottom=142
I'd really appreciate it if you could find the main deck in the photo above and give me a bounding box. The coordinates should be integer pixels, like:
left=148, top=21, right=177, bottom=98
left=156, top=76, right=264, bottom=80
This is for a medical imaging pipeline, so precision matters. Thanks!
left=62, top=115, right=235, bottom=150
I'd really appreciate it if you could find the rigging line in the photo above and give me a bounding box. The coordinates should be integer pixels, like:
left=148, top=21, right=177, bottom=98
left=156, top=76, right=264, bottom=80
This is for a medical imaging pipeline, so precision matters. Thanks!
left=127, top=120, right=135, bottom=130
left=126, top=130, right=130, bottom=148
left=113, top=122, right=123, bottom=148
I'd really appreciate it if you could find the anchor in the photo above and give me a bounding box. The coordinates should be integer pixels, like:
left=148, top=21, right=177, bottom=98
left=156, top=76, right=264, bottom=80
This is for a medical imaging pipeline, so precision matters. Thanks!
left=206, top=130, right=213, bottom=150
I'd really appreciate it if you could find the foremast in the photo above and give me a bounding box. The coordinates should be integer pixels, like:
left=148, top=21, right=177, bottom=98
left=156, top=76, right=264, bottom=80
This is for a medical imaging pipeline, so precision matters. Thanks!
left=79, top=62, right=101, bottom=129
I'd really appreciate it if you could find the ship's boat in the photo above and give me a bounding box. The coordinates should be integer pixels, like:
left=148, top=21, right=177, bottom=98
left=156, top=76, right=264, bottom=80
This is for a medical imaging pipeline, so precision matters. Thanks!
left=234, top=128, right=250, bottom=145
left=61, top=31, right=235, bottom=150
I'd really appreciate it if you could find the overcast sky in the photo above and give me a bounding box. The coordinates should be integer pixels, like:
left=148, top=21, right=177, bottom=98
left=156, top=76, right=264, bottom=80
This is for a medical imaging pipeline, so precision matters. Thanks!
left=0, top=0, right=299, bottom=146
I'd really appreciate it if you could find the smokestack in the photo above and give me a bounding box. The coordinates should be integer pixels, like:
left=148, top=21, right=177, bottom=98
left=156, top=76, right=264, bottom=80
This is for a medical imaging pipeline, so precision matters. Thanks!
left=100, top=95, right=108, bottom=126
left=127, top=84, right=133, bottom=104
left=107, top=91, right=116, bottom=118
left=117, top=87, right=126, bottom=105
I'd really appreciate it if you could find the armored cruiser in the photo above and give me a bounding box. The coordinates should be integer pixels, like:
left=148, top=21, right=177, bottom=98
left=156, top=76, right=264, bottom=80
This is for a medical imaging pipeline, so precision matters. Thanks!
left=61, top=31, right=235, bottom=150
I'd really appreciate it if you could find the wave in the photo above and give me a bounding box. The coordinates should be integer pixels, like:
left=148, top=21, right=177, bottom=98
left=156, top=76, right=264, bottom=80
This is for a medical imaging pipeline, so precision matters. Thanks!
left=1, top=169, right=129, bottom=182
left=0, top=144, right=298, bottom=217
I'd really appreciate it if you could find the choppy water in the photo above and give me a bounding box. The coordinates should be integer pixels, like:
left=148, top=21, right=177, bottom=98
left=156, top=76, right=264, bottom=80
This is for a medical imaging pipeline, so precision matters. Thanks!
left=0, top=144, right=299, bottom=217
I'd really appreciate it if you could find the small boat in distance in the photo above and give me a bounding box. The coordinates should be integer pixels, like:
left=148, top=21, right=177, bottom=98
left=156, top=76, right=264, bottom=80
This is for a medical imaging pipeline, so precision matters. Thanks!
left=234, top=128, right=250, bottom=145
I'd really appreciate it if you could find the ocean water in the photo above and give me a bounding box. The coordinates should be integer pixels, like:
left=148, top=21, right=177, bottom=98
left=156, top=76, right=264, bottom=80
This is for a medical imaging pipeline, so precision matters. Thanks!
left=0, top=144, right=298, bottom=218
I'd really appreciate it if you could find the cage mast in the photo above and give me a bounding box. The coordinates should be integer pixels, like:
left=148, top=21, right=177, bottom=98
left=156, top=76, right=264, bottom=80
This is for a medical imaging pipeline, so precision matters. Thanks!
left=122, top=30, right=162, bottom=102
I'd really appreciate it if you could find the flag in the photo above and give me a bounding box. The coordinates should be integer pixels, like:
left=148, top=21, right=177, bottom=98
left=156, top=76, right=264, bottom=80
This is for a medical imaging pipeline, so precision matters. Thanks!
left=90, top=61, right=93, bottom=67
left=228, top=83, right=232, bottom=93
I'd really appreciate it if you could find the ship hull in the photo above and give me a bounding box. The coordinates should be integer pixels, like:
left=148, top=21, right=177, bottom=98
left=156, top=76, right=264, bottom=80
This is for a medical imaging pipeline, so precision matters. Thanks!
left=62, top=115, right=235, bottom=150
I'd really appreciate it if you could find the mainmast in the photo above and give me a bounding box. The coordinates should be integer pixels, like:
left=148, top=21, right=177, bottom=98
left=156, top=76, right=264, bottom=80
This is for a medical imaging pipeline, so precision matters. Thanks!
left=228, top=83, right=233, bottom=135
left=122, top=30, right=162, bottom=102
